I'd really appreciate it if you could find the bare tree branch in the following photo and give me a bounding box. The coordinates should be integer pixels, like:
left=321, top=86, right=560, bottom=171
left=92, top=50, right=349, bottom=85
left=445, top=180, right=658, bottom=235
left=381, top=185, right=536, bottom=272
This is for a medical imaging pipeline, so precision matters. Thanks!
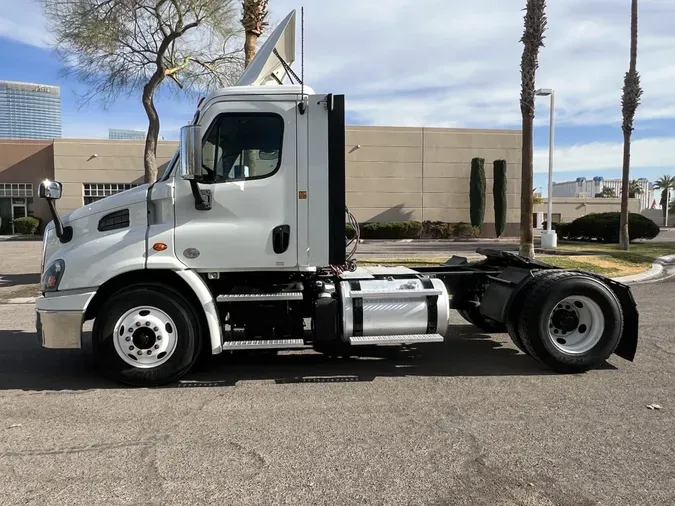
left=40, top=0, right=245, bottom=184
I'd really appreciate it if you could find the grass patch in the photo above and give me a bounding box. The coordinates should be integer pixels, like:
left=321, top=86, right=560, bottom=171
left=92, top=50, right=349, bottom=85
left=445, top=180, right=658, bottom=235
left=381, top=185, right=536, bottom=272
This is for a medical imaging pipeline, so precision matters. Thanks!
left=550, top=241, right=675, bottom=265
left=359, top=253, right=652, bottom=277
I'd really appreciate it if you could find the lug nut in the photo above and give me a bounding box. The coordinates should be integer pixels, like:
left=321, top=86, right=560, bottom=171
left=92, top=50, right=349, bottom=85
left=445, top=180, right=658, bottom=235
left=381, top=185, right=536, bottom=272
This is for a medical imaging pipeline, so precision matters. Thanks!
left=145, top=322, right=151, bottom=326
left=153, top=327, right=159, bottom=332
left=136, top=322, right=141, bottom=327
left=125, top=336, right=131, bottom=342
left=129, top=346, right=134, bottom=351
left=154, top=344, right=160, bottom=349
left=147, top=350, right=152, bottom=355
left=137, top=350, right=142, bottom=356
left=157, top=336, right=162, bottom=341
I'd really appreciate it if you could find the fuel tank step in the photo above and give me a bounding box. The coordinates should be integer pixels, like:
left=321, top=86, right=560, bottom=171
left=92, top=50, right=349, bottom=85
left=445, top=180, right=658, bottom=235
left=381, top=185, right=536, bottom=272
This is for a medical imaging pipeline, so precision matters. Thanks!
left=217, top=292, right=303, bottom=302
left=348, top=334, right=444, bottom=346
left=222, top=339, right=307, bottom=350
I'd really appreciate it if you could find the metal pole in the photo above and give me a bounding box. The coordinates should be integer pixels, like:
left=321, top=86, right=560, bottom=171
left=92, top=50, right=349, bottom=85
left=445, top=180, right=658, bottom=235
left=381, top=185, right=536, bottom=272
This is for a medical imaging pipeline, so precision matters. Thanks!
left=547, top=91, right=555, bottom=232
left=666, top=188, right=670, bottom=228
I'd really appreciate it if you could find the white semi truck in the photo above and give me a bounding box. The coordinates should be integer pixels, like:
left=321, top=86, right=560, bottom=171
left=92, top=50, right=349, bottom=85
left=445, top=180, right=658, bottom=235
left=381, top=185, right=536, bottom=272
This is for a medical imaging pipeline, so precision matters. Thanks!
left=34, top=11, right=639, bottom=387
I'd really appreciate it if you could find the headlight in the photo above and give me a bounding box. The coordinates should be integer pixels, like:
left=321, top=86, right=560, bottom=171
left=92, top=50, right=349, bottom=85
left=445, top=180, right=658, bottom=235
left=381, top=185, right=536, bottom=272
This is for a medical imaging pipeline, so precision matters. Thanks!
left=41, top=260, right=65, bottom=292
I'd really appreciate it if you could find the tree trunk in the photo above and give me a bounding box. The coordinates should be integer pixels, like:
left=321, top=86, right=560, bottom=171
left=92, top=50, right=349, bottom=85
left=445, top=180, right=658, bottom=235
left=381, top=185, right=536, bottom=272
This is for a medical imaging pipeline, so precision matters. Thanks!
left=243, top=31, right=259, bottom=176
left=519, top=113, right=535, bottom=258
left=619, top=130, right=631, bottom=249
left=244, top=31, right=258, bottom=67
left=142, top=79, right=162, bottom=184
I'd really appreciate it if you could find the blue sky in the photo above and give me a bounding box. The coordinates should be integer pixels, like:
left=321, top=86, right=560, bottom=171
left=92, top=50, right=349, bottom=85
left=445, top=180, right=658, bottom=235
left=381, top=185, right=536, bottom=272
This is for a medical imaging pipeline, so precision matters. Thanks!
left=1, top=0, right=674, bottom=201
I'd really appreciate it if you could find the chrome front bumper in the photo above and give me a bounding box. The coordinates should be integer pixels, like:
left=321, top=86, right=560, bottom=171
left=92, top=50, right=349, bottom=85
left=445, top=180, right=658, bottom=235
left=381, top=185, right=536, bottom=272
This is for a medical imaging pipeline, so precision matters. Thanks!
left=35, top=291, right=96, bottom=349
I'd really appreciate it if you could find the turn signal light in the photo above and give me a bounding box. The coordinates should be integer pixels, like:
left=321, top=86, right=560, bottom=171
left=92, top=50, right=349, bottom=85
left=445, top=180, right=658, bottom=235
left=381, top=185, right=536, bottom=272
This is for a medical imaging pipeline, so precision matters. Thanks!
left=153, top=243, right=168, bottom=252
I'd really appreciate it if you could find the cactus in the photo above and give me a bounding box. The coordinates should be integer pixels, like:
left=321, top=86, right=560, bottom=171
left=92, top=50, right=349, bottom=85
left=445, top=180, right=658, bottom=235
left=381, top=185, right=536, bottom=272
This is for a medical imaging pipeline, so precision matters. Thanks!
left=470, top=158, right=486, bottom=230
left=493, top=159, right=507, bottom=237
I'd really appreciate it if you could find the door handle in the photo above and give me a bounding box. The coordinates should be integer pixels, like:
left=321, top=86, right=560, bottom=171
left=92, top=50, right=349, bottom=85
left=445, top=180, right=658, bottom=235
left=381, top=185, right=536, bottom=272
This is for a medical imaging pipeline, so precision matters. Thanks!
left=272, top=225, right=291, bottom=254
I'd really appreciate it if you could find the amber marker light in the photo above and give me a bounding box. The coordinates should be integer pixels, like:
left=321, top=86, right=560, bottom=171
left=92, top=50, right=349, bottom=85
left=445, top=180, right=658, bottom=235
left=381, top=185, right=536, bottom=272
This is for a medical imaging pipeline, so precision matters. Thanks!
left=153, top=243, right=168, bottom=252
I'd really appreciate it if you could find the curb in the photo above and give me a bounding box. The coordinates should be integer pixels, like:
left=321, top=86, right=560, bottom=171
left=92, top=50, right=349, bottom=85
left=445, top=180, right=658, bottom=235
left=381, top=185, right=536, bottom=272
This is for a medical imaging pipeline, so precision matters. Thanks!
left=612, top=254, right=675, bottom=284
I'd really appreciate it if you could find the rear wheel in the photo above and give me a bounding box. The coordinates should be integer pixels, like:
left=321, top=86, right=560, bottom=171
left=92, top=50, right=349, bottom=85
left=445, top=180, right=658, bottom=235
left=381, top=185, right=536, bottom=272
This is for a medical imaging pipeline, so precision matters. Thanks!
left=516, top=272, right=623, bottom=373
left=92, top=284, right=201, bottom=386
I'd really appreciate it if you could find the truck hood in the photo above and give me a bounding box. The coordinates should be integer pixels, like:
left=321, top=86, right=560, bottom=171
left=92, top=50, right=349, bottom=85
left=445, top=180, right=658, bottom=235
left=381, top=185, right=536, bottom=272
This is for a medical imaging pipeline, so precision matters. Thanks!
left=61, top=184, right=149, bottom=225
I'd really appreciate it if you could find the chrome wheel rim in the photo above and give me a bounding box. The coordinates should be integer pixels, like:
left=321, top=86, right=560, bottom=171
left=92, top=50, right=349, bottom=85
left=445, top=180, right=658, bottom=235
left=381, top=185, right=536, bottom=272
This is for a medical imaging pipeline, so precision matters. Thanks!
left=547, top=296, right=604, bottom=355
left=112, top=306, right=178, bottom=368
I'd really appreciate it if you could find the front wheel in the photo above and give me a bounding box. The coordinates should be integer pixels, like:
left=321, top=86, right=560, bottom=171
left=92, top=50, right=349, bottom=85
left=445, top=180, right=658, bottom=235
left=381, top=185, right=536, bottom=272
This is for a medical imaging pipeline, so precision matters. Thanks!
left=92, top=284, right=201, bottom=387
left=516, top=272, right=623, bottom=373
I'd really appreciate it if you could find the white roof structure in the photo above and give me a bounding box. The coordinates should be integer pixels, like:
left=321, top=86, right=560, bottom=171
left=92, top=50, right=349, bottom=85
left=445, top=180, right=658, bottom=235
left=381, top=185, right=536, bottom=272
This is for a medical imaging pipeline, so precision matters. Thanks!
left=235, top=10, right=297, bottom=87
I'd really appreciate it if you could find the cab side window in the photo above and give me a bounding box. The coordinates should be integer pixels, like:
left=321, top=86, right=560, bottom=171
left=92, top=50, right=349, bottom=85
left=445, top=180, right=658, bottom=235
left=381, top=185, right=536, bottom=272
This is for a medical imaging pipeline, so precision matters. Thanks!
left=202, top=113, right=284, bottom=182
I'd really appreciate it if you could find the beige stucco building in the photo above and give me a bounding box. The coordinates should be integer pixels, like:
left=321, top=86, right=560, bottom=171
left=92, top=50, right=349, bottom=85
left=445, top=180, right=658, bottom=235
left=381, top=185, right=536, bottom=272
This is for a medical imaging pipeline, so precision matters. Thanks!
left=1, top=126, right=523, bottom=237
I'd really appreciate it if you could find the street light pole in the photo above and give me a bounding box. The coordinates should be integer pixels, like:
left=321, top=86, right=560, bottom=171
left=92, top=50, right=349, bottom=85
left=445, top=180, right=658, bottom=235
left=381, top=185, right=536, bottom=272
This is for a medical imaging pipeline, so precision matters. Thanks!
left=536, top=88, right=557, bottom=248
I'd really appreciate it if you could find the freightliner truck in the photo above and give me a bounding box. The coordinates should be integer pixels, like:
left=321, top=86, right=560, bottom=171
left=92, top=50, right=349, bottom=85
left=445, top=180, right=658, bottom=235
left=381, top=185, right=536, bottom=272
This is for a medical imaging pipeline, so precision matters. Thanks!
left=34, top=11, right=639, bottom=387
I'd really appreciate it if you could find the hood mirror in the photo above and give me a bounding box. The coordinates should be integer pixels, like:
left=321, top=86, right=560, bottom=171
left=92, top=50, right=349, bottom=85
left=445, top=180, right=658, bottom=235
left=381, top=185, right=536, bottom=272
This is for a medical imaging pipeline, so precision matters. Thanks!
left=39, top=180, right=63, bottom=200
left=38, top=179, right=71, bottom=244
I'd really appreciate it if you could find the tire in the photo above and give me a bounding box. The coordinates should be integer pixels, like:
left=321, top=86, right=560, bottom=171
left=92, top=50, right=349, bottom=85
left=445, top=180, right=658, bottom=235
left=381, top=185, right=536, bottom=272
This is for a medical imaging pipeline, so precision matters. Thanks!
left=92, top=283, right=202, bottom=387
left=516, top=272, right=623, bottom=373
left=458, top=309, right=506, bottom=333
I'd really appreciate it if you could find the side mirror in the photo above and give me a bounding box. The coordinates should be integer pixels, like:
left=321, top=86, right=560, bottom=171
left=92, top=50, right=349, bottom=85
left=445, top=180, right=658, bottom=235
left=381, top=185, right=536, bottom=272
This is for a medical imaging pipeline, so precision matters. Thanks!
left=179, top=124, right=203, bottom=180
left=38, top=179, right=72, bottom=243
left=38, top=180, right=63, bottom=200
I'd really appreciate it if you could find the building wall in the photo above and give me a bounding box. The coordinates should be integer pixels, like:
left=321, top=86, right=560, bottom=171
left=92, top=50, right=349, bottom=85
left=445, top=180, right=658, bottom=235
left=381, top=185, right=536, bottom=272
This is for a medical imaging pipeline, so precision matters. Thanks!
left=0, top=126, right=524, bottom=237
left=534, top=197, right=641, bottom=226
left=641, top=208, right=669, bottom=227
left=345, top=126, right=522, bottom=235
left=0, top=140, right=54, bottom=233
left=53, top=139, right=178, bottom=214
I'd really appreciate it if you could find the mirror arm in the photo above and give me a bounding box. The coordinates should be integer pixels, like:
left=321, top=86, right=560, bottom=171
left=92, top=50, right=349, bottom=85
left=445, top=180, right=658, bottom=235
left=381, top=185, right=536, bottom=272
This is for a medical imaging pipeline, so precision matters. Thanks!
left=189, top=179, right=212, bottom=211
left=46, top=199, right=73, bottom=243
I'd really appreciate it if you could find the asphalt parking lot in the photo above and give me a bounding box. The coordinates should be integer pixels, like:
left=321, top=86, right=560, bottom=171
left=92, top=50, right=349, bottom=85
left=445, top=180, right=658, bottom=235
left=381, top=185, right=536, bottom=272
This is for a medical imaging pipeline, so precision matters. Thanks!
left=1, top=240, right=674, bottom=505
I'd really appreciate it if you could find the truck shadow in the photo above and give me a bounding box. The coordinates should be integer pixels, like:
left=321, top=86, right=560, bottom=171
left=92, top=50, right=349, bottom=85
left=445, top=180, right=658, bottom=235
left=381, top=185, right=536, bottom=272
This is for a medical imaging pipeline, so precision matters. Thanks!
left=0, top=326, right=616, bottom=391
left=0, top=273, right=40, bottom=288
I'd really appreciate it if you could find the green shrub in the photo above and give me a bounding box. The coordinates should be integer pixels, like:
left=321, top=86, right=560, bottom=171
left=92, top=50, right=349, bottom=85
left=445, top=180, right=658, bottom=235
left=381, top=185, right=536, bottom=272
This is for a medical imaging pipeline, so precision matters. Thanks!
left=359, top=221, right=422, bottom=239
left=346, top=223, right=356, bottom=240
left=470, top=158, right=486, bottom=230
left=452, top=222, right=479, bottom=239
left=556, top=212, right=660, bottom=243
left=493, top=159, right=507, bottom=237
left=421, top=220, right=452, bottom=239
left=13, top=216, right=40, bottom=235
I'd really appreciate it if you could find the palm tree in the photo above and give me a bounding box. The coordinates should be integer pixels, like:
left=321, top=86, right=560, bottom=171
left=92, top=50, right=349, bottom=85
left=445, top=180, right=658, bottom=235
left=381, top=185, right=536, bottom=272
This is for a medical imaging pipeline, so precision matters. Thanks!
left=628, top=179, right=643, bottom=198
left=619, top=0, right=643, bottom=250
left=654, top=175, right=675, bottom=224
left=241, top=0, right=269, bottom=67
left=519, top=0, right=548, bottom=259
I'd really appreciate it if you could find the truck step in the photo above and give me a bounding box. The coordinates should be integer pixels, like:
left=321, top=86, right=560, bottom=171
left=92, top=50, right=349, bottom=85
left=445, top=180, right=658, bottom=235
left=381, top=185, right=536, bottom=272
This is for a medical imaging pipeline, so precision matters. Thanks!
left=222, top=339, right=307, bottom=350
left=349, top=334, right=444, bottom=346
left=217, top=292, right=303, bottom=302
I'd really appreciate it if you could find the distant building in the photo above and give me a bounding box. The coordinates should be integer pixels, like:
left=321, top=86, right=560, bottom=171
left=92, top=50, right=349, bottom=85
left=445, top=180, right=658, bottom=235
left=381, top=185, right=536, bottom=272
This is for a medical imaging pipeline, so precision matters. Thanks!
left=109, top=128, right=145, bottom=140
left=551, top=176, right=653, bottom=210
left=0, top=80, right=62, bottom=140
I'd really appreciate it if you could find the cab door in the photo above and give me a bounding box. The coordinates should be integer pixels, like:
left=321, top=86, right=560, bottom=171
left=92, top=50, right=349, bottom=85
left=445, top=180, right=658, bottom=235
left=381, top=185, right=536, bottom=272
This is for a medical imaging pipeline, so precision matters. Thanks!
left=173, top=99, right=298, bottom=271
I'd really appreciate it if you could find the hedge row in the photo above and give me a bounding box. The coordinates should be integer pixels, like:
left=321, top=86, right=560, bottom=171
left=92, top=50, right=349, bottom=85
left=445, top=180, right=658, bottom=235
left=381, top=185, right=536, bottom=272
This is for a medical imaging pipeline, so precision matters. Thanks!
left=346, top=221, right=481, bottom=240
left=547, top=212, right=660, bottom=243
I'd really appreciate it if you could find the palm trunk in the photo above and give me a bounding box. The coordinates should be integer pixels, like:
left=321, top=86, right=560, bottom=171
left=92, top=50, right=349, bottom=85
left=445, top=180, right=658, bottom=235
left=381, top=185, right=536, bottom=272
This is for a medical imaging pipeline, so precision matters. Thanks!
left=142, top=80, right=161, bottom=184
left=619, top=130, right=631, bottom=249
left=243, top=31, right=258, bottom=176
left=244, top=32, right=258, bottom=67
left=519, top=114, right=535, bottom=258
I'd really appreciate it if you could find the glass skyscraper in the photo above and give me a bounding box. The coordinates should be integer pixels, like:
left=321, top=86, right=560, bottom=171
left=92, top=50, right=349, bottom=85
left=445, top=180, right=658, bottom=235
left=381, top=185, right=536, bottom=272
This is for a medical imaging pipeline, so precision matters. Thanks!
left=0, top=80, right=62, bottom=139
left=109, top=128, right=145, bottom=140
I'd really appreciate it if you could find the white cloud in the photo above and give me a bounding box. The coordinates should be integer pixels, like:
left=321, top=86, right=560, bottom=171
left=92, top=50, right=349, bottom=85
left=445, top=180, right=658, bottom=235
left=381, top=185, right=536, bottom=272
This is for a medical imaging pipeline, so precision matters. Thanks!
left=534, top=136, right=675, bottom=173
